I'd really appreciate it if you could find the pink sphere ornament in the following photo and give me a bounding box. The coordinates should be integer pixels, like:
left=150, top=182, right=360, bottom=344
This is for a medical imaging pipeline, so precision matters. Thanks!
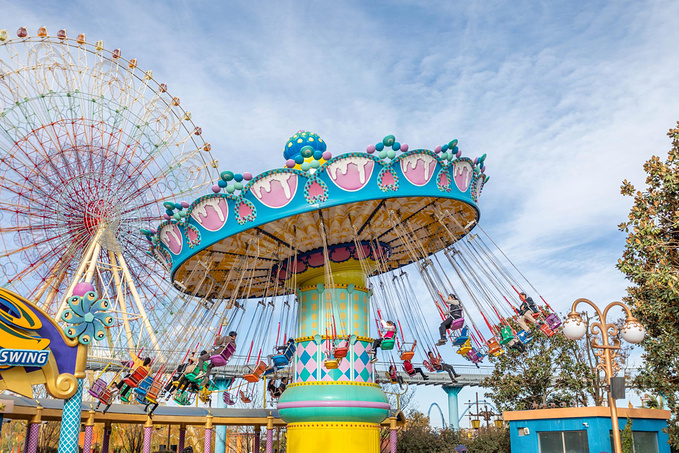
left=474, top=157, right=479, bottom=165
left=456, top=150, right=462, bottom=158
left=150, top=228, right=157, bottom=234
left=286, top=159, right=296, bottom=168
left=366, top=145, right=376, bottom=154
left=73, top=282, right=95, bottom=297
left=163, top=213, right=171, bottom=220
left=322, top=151, right=332, bottom=160
left=481, top=166, right=486, bottom=173
left=243, top=172, right=253, bottom=180
left=434, top=145, right=442, bottom=154
left=401, top=144, right=409, bottom=152
left=181, top=201, right=189, bottom=208
left=211, top=184, right=221, bottom=193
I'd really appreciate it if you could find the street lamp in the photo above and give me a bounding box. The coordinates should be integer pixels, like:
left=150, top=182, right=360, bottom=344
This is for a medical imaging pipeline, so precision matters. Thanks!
left=561, top=298, right=645, bottom=453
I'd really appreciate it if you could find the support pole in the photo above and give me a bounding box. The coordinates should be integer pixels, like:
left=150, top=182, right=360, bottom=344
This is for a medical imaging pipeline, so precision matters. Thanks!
left=442, top=386, right=463, bottom=430
left=82, top=409, right=96, bottom=453
left=389, top=417, right=398, bottom=453
left=178, top=425, right=186, bottom=452
left=101, top=423, right=111, bottom=453
left=57, top=379, right=84, bottom=453
left=204, top=414, right=213, bottom=453
left=23, top=404, right=42, bottom=453
left=143, top=416, right=153, bottom=453
left=254, top=426, right=261, bottom=452
left=214, top=379, right=231, bottom=453
left=266, top=415, right=274, bottom=453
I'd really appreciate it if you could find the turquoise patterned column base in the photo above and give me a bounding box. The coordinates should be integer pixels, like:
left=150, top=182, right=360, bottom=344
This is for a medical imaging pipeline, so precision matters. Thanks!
left=57, top=379, right=83, bottom=453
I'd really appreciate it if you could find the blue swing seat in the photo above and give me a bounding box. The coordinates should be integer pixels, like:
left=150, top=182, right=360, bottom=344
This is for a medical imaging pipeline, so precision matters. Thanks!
left=272, top=341, right=296, bottom=367
left=452, top=326, right=469, bottom=346
left=517, top=330, right=533, bottom=344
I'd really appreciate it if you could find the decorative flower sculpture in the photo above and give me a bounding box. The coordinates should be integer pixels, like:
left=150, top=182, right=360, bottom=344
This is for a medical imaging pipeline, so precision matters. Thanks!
left=60, top=287, right=114, bottom=345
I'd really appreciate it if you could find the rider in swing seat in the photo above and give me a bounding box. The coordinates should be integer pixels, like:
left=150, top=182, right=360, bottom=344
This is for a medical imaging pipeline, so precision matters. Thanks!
left=437, top=292, right=463, bottom=346
left=368, top=319, right=397, bottom=363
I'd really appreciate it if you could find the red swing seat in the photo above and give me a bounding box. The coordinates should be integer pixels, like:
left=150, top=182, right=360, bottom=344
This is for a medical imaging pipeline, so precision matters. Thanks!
left=123, top=367, right=149, bottom=387
left=240, top=390, right=252, bottom=403
left=333, top=346, right=349, bottom=359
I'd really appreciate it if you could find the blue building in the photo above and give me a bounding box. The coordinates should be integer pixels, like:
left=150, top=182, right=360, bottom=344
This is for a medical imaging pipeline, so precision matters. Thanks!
left=504, top=406, right=670, bottom=453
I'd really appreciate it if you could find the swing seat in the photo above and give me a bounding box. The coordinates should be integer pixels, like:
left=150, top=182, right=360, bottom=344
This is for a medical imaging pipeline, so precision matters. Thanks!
left=486, top=338, right=503, bottom=356
left=517, top=330, right=533, bottom=344
left=540, top=323, right=556, bottom=337
left=333, top=346, right=349, bottom=359
left=324, top=358, right=340, bottom=369
left=400, top=350, right=415, bottom=361
left=173, top=391, right=192, bottom=406
left=223, top=392, right=236, bottom=405
left=457, top=339, right=472, bottom=355
left=97, top=388, right=115, bottom=405
left=450, top=318, right=465, bottom=331
left=272, top=342, right=296, bottom=367
left=210, top=342, right=236, bottom=368
left=453, top=327, right=469, bottom=346
left=88, top=378, right=108, bottom=398
left=120, top=392, right=131, bottom=403
left=381, top=338, right=395, bottom=350
left=386, top=372, right=399, bottom=384
left=240, top=390, right=252, bottom=404
left=545, top=313, right=562, bottom=330
left=243, top=361, right=268, bottom=383
left=466, top=349, right=484, bottom=364
left=198, top=389, right=211, bottom=403
left=123, top=366, right=149, bottom=387
left=186, top=362, right=210, bottom=384
left=499, top=326, right=514, bottom=345
left=145, top=380, right=163, bottom=404
left=134, top=376, right=153, bottom=403
left=422, top=360, right=436, bottom=373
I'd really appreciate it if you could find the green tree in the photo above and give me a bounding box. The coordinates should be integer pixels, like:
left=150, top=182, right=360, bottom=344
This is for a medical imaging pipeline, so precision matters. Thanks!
left=467, top=427, right=511, bottom=453
left=617, top=122, right=679, bottom=447
left=483, top=328, right=591, bottom=411
left=621, top=416, right=634, bottom=453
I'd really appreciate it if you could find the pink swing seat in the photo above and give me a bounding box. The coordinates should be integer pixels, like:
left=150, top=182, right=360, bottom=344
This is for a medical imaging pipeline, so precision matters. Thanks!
left=210, top=343, right=236, bottom=367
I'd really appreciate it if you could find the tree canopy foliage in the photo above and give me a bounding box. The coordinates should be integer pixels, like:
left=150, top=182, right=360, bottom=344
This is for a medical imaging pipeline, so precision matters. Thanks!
left=482, top=322, right=630, bottom=412
left=618, top=122, right=679, bottom=447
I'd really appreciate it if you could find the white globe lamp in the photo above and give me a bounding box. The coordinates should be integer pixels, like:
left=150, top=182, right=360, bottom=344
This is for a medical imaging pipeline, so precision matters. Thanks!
left=562, top=313, right=587, bottom=340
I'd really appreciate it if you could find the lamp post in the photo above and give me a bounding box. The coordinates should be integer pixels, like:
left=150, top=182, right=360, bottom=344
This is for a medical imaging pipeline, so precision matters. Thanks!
left=561, top=298, right=645, bottom=453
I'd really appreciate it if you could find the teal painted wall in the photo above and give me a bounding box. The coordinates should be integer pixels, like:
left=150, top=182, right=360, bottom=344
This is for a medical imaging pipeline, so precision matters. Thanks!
left=508, top=415, right=669, bottom=453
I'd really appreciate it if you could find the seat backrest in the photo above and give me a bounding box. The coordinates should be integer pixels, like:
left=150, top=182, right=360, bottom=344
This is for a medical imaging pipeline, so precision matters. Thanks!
left=284, top=342, right=296, bottom=359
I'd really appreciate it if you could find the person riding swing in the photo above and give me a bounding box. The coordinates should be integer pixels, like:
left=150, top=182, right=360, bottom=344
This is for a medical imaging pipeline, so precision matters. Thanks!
left=437, top=292, right=463, bottom=346
left=368, top=319, right=397, bottom=364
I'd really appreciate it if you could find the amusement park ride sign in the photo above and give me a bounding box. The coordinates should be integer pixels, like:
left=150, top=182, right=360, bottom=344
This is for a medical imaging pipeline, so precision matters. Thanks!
left=0, top=288, right=85, bottom=399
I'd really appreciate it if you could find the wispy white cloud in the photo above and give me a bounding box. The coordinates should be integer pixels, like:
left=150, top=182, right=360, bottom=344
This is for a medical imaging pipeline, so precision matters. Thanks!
left=2, top=0, right=678, bottom=424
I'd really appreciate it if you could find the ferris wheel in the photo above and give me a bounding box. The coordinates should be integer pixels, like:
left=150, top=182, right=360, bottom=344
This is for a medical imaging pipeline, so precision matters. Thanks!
left=0, top=26, right=219, bottom=358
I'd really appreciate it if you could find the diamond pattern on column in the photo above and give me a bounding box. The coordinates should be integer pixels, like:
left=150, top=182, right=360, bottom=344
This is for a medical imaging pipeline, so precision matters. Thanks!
left=57, top=378, right=84, bottom=453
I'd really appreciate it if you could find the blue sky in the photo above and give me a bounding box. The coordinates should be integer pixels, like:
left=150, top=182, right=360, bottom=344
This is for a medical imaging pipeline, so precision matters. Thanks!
left=4, top=0, right=679, bottom=427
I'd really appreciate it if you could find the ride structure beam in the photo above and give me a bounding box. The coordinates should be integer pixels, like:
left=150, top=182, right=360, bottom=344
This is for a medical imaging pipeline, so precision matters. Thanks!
left=116, top=251, right=165, bottom=362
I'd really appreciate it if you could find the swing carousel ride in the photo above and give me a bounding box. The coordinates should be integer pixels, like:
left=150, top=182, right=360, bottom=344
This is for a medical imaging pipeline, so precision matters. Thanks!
left=0, top=27, right=563, bottom=453
left=0, top=27, right=218, bottom=361
left=139, top=130, right=562, bottom=452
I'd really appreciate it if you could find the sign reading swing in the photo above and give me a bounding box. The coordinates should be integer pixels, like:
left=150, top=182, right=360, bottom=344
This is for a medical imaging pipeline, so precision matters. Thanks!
left=0, top=349, right=50, bottom=367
